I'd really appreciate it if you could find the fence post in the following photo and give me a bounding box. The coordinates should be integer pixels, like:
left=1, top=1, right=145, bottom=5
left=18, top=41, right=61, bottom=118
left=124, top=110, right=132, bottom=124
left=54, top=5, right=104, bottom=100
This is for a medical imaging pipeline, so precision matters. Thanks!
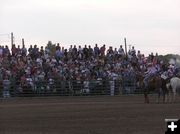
left=110, top=80, right=115, bottom=96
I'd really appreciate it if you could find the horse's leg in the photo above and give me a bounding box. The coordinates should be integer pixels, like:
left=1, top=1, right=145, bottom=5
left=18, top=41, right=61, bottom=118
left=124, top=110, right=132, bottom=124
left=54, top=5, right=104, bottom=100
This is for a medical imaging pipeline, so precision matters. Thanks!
left=144, top=92, right=147, bottom=103
left=144, top=91, right=148, bottom=103
left=165, top=91, right=168, bottom=103
left=160, top=86, right=166, bottom=103
left=146, top=94, right=149, bottom=103
left=155, top=89, right=161, bottom=103
left=144, top=92, right=149, bottom=103
left=162, top=88, right=166, bottom=103
left=169, top=90, right=173, bottom=103
left=144, top=93, right=149, bottom=103
left=156, top=88, right=160, bottom=103
left=165, top=88, right=170, bottom=103
left=173, top=89, right=176, bottom=103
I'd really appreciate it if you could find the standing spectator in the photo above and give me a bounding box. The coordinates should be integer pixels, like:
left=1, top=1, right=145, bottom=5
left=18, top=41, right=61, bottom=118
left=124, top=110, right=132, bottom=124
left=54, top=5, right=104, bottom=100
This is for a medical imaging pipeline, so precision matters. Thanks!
left=88, top=45, right=93, bottom=58
left=4, top=45, right=10, bottom=56
left=28, top=45, right=33, bottom=55
left=39, top=46, right=44, bottom=56
left=137, top=50, right=141, bottom=60
left=11, top=44, right=17, bottom=56
left=83, top=45, right=89, bottom=59
left=118, top=45, right=125, bottom=56
left=83, top=77, right=90, bottom=94
left=94, top=44, right=100, bottom=57
left=3, top=75, right=11, bottom=98
left=100, top=44, right=106, bottom=57
left=55, top=47, right=62, bottom=62
left=107, top=46, right=113, bottom=55
left=78, top=45, right=83, bottom=60
left=69, top=45, right=73, bottom=53
left=21, top=44, right=27, bottom=56
left=152, top=53, right=158, bottom=66
left=17, top=45, right=21, bottom=55
left=114, top=48, right=118, bottom=55
left=72, top=45, right=77, bottom=60
left=0, top=45, right=3, bottom=57
left=149, top=52, right=154, bottom=62
left=32, top=45, right=39, bottom=59
left=130, top=46, right=136, bottom=56
left=45, top=46, right=50, bottom=55
left=56, top=43, right=60, bottom=50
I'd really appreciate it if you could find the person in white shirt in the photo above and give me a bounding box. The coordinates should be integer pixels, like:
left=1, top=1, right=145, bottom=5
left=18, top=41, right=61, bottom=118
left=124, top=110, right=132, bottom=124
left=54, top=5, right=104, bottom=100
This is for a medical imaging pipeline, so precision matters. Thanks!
left=118, top=45, right=125, bottom=56
left=130, top=46, right=136, bottom=56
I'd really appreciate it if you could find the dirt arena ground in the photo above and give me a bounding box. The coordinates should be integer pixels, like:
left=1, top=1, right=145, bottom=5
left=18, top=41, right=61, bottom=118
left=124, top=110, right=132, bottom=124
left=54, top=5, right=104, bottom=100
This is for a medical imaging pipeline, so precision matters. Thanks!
left=0, top=95, right=180, bottom=134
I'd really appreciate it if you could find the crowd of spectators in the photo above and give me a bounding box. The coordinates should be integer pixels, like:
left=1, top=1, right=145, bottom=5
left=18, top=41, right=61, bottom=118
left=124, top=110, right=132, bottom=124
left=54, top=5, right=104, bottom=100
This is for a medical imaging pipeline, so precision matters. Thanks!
left=0, top=43, right=179, bottom=97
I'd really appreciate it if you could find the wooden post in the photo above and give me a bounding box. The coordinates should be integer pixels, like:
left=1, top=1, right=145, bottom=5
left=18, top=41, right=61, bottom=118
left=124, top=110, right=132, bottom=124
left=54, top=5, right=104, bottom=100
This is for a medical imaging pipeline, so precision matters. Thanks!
left=128, top=44, right=131, bottom=51
left=22, top=38, right=25, bottom=46
left=11, top=32, right=14, bottom=48
left=124, top=38, right=127, bottom=59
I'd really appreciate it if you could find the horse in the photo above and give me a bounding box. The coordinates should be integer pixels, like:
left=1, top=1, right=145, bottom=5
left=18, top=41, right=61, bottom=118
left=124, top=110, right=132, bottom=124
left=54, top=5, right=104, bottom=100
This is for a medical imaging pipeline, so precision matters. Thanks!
left=137, top=73, right=164, bottom=103
left=166, top=77, right=180, bottom=102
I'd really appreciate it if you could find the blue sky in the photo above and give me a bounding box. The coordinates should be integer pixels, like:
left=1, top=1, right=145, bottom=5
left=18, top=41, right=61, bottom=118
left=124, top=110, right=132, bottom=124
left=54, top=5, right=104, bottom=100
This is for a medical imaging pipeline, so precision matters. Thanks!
left=0, top=0, right=180, bottom=56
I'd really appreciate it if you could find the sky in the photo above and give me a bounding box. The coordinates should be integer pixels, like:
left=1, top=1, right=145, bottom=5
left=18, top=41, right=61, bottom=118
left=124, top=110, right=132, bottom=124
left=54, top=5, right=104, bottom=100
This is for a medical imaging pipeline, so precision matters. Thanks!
left=0, top=0, right=180, bottom=56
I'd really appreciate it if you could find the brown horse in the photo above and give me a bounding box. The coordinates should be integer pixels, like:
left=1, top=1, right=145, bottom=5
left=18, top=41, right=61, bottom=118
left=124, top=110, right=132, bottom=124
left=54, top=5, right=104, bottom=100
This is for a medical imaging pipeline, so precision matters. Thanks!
left=137, top=74, right=164, bottom=103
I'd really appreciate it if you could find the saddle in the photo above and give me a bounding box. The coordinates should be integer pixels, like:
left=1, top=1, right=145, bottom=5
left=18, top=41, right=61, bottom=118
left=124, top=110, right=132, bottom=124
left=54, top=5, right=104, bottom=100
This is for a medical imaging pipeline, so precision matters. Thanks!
left=148, top=75, right=162, bottom=88
left=149, top=76, right=157, bottom=83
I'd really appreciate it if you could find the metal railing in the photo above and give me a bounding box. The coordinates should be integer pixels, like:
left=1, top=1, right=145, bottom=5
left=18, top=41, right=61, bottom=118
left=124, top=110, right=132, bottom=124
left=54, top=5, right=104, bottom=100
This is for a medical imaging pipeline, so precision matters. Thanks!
left=0, top=79, right=143, bottom=98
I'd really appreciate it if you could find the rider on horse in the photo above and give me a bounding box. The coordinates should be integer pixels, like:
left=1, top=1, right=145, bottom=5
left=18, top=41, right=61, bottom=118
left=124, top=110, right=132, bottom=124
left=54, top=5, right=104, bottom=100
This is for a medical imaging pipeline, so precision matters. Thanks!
left=143, top=63, right=159, bottom=88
